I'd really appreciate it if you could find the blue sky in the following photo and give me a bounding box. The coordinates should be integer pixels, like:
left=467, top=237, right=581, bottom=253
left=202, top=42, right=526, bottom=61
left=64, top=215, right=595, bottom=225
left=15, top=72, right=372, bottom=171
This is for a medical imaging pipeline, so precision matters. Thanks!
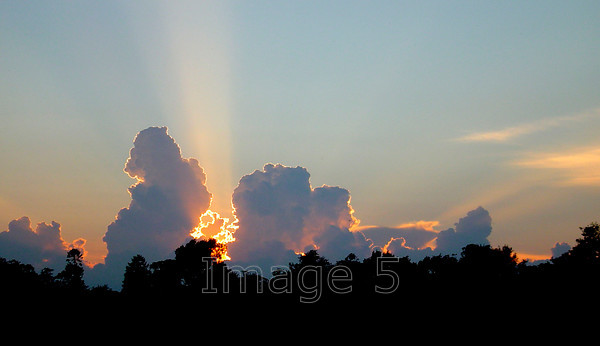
left=1, top=1, right=600, bottom=264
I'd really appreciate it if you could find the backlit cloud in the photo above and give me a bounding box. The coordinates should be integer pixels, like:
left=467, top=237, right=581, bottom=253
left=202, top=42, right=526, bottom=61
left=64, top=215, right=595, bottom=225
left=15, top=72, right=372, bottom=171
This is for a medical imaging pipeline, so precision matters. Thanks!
left=0, top=122, right=566, bottom=290
left=551, top=242, right=571, bottom=258
left=357, top=207, right=493, bottom=260
left=434, top=206, right=492, bottom=255
left=0, top=216, right=86, bottom=271
left=359, top=207, right=492, bottom=261
left=88, top=126, right=212, bottom=288
left=227, top=163, right=372, bottom=272
left=383, top=237, right=434, bottom=261
left=226, top=164, right=497, bottom=269
left=358, top=221, right=439, bottom=251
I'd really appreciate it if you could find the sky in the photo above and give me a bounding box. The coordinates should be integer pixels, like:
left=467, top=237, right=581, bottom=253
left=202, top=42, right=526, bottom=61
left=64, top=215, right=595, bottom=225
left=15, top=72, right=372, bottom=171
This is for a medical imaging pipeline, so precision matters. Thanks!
left=1, top=1, right=600, bottom=287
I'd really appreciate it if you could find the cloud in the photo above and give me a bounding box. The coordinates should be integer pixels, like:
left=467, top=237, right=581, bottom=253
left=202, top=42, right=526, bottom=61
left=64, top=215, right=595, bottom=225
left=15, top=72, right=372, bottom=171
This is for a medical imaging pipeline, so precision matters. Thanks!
left=434, top=206, right=492, bottom=255
left=359, top=207, right=493, bottom=260
left=358, top=222, right=439, bottom=250
left=383, top=237, right=434, bottom=262
left=227, top=163, right=372, bottom=272
left=0, top=216, right=85, bottom=272
left=89, top=126, right=212, bottom=288
left=455, top=109, right=600, bottom=143
left=313, top=225, right=373, bottom=263
left=225, top=165, right=495, bottom=269
left=456, top=123, right=547, bottom=142
left=551, top=242, right=571, bottom=258
left=514, top=146, right=600, bottom=186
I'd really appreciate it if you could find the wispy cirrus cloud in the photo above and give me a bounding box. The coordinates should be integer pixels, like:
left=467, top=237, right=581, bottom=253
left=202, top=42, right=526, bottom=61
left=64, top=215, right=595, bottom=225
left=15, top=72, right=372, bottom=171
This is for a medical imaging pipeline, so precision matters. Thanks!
left=455, top=109, right=600, bottom=143
left=514, top=146, right=600, bottom=186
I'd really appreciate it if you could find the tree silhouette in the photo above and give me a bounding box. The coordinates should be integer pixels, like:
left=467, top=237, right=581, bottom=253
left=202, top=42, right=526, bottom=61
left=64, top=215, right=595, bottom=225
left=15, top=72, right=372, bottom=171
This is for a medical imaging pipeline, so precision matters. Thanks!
left=149, top=259, right=179, bottom=293
left=174, top=238, right=232, bottom=296
left=568, top=222, right=600, bottom=264
left=142, top=238, right=230, bottom=296
left=418, top=254, right=459, bottom=282
left=453, top=244, right=519, bottom=303
left=39, top=267, right=56, bottom=288
left=550, top=222, right=600, bottom=292
left=122, top=254, right=151, bottom=296
left=175, top=238, right=221, bottom=288
left=56, top=248, right=86, bottom=293
left=458, top=244, right=518, bottom=281
left=0, top=257, right=41, bottom=295
left=335, top=253, right=366, bottom=295
left=3, top=218, right=600, bottom=311
left=289, top=249, right=331, bottom=271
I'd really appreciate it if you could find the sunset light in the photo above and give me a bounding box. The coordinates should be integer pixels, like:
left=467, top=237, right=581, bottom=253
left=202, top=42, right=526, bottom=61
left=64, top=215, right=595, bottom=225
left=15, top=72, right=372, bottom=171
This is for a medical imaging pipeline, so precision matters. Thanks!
left=191, top=209, right=237, bottom=262
left=1, top=1, right=600, bottom=315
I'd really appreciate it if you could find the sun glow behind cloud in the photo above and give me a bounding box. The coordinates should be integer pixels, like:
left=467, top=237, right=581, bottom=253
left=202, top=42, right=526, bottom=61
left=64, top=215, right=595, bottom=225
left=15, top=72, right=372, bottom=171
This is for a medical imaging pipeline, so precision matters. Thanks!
left=135, top=1, right=236, bottom=220
left=190, top=209, right=237, bottom=261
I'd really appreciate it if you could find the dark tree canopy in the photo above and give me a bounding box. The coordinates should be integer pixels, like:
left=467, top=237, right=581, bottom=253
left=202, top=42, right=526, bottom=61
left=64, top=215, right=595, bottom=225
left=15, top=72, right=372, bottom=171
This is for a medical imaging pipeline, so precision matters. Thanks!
left=568, top=222, right=600, bottom=264
left=56, top=248, right=86, bottom=293
left=122, top=254, right=151, bottom=295
left=2, top=221, right=600, bottom=313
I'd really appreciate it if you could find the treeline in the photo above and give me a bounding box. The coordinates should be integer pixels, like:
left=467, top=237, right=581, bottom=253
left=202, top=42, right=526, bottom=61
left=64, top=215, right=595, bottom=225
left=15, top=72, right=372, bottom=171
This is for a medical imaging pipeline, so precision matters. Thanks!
left=0, top=248, right=113, bottom=299
left=2, top=223, right=600, bottom=310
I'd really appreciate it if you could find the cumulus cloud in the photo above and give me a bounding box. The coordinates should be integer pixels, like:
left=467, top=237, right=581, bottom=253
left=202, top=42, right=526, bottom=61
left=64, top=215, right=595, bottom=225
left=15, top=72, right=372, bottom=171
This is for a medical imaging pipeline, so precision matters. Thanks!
left=227, top=163, right=372, bottom=272
left=434, top=206, right=492, bottom=256
left=227, top=164, right=494, bottom=271
left=313, top=225, right=372, bottom=262
left=0, top=216, right=85, bottom=271
left=5, top=125, right=494, bottom=288
left=359, top=222, right=439, bottom=250
left=383, top=237, right=434, bottom=262
left=551, top=242, right=571, bottom=258
left=357, top=207, right=493, bottom=260
left=89, top=126, right=212, bottom=288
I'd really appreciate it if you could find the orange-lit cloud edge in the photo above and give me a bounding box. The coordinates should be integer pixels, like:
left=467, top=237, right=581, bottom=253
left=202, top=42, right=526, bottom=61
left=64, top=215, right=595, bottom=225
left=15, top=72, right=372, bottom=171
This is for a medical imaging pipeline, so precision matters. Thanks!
left=80, top=141, right=556, bottom=269
left=190, top=207, right=238, bottom=262
left=187, top=203, right=552, bottom=267
left=355, top=220, right=551, bottom=262
left=77, top=163, right=554, bottom=270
